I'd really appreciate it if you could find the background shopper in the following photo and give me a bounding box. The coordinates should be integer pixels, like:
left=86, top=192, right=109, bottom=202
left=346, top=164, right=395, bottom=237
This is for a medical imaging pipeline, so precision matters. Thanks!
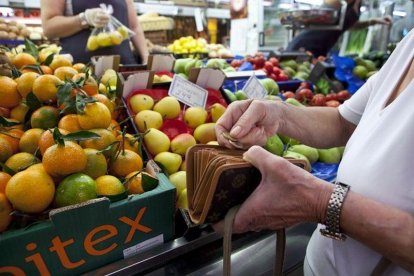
left=41, top=0, right=149, bottom=64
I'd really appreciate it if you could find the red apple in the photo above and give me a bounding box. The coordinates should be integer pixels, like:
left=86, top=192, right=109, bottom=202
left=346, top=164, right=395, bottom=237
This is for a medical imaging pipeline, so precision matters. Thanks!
left=255, top=56, right=265, bottom=68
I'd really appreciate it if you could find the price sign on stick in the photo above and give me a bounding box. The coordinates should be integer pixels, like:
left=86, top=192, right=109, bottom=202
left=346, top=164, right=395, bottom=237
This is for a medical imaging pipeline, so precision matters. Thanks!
left=168, top=75, right=208, bottom=108
left=242, top=75, right=267, bottom=99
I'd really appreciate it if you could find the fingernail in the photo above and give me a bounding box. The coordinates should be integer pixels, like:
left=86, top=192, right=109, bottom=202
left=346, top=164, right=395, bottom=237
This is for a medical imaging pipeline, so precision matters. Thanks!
left=230, top=126, right=241, bottom=137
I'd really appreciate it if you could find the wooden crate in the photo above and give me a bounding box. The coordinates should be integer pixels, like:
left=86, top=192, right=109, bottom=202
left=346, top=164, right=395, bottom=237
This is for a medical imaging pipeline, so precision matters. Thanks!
left=144, top=30, right=171, bottom=45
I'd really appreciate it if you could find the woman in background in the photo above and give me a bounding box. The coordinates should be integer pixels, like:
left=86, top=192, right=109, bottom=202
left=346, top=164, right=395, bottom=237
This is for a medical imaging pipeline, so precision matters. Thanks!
left=41, top=0, right=149, bottom=64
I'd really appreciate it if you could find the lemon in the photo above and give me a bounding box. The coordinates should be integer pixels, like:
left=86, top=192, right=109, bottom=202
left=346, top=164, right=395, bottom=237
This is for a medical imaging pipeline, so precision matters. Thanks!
left=110, top=31, right=123, bottom=45
left=87, top=35, right=99, bottom=51
left=97, top=32, right=112, bottom=47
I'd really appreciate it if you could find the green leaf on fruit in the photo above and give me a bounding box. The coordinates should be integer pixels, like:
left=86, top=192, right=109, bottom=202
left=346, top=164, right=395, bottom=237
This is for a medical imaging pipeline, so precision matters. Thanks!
left=24, top=39, right=39, bottom=59
left=0, top=116, right=20, bottom=127
left=44, top=53, right=55, bottom=66
left=142, top=173, right=159, bottom=192
left=63, top=131, right=101, bottom=141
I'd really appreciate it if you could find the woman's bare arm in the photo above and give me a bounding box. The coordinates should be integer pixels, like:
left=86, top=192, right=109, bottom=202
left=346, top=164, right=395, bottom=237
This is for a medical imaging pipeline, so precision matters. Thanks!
left=126, top=0, right=149, bottom=64
left=41, top=0, right=84, bottom=39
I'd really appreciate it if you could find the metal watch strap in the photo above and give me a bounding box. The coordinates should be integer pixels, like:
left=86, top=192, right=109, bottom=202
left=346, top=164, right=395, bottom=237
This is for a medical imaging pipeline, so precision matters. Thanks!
left=320, top=182, right=350, bottom=241
left=78, top=12, right=89, bottom=29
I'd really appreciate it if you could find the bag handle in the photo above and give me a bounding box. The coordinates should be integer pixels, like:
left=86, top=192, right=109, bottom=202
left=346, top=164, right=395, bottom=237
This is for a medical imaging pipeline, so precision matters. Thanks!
left=223, top=205, right=286, bottom=276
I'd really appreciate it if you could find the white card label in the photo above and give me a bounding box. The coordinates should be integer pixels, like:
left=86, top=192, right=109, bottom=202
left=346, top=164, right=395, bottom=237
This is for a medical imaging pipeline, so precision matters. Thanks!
left=242, top=75, right=267, bottom=99
left=123, top=234, right=164, bottom=258
left=168, top=75, right=208, bottom=108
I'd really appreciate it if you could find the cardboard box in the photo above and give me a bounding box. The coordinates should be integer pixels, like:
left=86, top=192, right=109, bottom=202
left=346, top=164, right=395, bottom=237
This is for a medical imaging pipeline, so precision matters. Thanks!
left=0, top=173, right=175, bottom=275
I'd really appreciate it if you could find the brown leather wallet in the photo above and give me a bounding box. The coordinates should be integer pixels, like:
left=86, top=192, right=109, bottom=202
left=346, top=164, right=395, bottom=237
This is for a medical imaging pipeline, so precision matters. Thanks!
left=185, top=144, right=307, bottom=225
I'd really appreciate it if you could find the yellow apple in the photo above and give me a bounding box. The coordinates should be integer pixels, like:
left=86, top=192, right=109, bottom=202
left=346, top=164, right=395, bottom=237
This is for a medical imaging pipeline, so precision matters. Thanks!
left=170, top=133, right=196, bottom=156
left=184, top=106, right=208, bottom=129
left=134, top=110, right=163, bottom=132
left=130, top=94, right=154, bottom=113
left=153, top=96, right=181, bottom=119
left=193, top=123, right=216, bottom=144
left=154, top=151, right=182, bottom=175
left=143, top=128, right=170, bottom=156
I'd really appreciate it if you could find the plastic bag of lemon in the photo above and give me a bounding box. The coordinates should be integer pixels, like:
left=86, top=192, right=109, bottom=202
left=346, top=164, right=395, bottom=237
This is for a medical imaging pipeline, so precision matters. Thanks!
left=86, top=5, right=135, bottom=52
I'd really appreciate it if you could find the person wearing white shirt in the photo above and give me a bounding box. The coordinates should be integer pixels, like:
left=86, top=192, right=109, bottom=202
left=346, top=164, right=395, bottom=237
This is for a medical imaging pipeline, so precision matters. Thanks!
left=214, top=29, right=414, bottom=275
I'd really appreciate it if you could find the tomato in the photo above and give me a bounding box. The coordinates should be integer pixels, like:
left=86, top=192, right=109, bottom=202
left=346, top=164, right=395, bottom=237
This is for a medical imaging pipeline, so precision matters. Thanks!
left=269, top=57, right=279, bottom=67
left=336, top=90, right=351, bottom=102
left=270, top=73, right=278, bottom=81
left=296, top=88, right=313, bottom=103
left=254, top=56, right=265, bottom=68
left=325, top=93, right=337, bottom=102
left=264, top=61, right=274, bottom=72
left=277, top=73, right=289, bottom=81
left=230, top=59, right=242, bottom=68
left=325, top=100, right=340, bottom=107
left=310, top=94, right=326, bottom=106
left=283, top=91, right=296, bottom=99
left=299, top=81, right=311, bottom=89
left=272, top=67, right=281, bottom=76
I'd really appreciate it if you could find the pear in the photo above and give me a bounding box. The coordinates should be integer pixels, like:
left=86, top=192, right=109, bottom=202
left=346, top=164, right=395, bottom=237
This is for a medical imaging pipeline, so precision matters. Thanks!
left=170, top=133, right=196, bottom=156
left=207, top=141, right=219, bottom=145
left=177, top=188, right=188, bottom=209
left=193, top=123, right=216, bottom=144
left=129, top=94, right=154, bottom=113
left=180, top=159, right=187, bottom=171
left=235, top=90, right=248, bottom=100
left=223, top=89, right=237, bottom=102
left=169, top=171, right=187, bottom=197
left=264, top=134, right=284, bottom=156
left=317, top=148, right=341, bottom=164
left=184, top=107, right=208, bottom=129
left=283, top=151, right=311, bottom=172
left=210, top=103, right=226, bottom=122
left=153, top=96, right=181, bottom=119
left=143, top=128, right=170, bottom=156
left=288, top=144, right=319, bottom=164
left=134, top=110, right=163, bottom=132
left=154, top=151, right=182, bottom=175
left=285, top=98, right=304, bottom=107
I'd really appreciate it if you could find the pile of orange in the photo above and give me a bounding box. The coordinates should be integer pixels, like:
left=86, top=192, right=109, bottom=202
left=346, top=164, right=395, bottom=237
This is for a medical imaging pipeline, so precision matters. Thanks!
left=0, top=43, right=155, bottom=234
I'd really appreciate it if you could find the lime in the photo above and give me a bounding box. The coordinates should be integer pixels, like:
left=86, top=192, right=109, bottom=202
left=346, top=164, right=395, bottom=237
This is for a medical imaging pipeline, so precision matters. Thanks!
left=54, top=173, right=97, bottom=207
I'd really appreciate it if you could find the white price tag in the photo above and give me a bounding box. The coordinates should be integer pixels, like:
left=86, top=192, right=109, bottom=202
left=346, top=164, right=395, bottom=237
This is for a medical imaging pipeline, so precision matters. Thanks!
left=168, top=75, right=208, bottom=108
left=242, top=75, right=267, bottom=99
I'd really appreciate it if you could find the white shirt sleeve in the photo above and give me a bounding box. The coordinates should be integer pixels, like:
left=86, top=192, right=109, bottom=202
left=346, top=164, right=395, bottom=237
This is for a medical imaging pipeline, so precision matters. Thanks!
left=338, top=72, right=378, bottom=125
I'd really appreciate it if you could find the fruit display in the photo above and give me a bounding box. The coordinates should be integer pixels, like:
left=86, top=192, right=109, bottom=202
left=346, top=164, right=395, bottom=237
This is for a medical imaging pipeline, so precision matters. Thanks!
left=263, top=133, right=343, bottom=177
left=0, top=18, right=31, bottom=40
left=0, top=40, right=160, bottom=234
left=167, top=36, right=208, bottom=55
left=125, top=88, right=228, bottom=208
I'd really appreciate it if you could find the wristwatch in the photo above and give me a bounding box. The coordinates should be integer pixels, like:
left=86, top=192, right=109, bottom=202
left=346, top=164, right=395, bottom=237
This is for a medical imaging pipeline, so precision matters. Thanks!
left=320, top=182, right=350, bottom=241
left=78, top=12, right=89, bottom=29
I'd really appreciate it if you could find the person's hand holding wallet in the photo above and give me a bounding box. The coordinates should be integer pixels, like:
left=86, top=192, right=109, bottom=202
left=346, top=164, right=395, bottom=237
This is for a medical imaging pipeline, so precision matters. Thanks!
left=212, top=99, right=334, bottom=234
